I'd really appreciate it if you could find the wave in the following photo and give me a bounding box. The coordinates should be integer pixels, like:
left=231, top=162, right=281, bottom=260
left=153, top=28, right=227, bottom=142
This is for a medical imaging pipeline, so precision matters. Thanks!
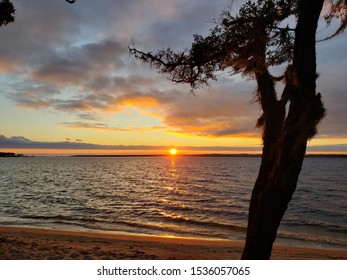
left=157, top=211, right=246, bottom=232
left=277, top=231, right=347, bottom=248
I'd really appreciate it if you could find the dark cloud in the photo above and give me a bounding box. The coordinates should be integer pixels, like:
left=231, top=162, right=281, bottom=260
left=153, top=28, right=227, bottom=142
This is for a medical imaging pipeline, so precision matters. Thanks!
left=306, top=144, right=347, bottom=152
left=316, top=59, right=347, bottom=138
left=77, top=113, right=100, bottom=121
left=0, top=0, right=82, bottom=69
left=32, top=39, right=126, bottom=85
left=142, top=0, right=229, bottom=50
left=0, top=134, right=166, bottom=151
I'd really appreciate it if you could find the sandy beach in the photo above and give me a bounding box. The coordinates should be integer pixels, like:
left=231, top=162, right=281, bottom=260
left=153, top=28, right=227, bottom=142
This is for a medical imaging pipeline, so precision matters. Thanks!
left=0, top=226, right=346, bottom=260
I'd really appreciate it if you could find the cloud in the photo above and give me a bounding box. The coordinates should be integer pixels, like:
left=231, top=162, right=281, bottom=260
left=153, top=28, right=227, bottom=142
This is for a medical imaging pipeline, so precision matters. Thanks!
left=316, top=60, right=347, bottom=138
left=1, top=0, right=346, bottom=144
left=1, top=134, right=346, bottom=153
left=77, top=113, right=100, bottom=121
left=31, top=39, right=126, bottom=86
left=143, top=0, right=229, bottom=49
left=60, top=121, right=164, bottom=132
left=0, top=134, right=169, bottom=151
left=0, top=134, right=145, bottom=150
left=0, top=0, right=270, bottom=140
left=306, top=144, right=347, bottom=153
left=6, top=76, right=271, bottom=139
left=160, top=78, right=260, bottom=137
left=0, top=0, right=82, bottom=72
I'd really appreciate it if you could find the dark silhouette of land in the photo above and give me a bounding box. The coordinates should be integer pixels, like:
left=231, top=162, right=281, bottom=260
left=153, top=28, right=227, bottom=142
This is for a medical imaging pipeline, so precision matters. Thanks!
left=0, top=152, right=25, bottom=157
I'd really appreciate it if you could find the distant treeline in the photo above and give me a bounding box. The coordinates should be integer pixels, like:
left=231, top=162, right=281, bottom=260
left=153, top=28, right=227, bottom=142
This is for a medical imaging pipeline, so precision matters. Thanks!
left=0, top=152, right=25, bottom=157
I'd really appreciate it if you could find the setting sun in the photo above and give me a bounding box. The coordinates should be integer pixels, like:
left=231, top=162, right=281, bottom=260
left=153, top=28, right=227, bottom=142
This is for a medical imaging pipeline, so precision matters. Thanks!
left=169, top=148, right=177, bottom=155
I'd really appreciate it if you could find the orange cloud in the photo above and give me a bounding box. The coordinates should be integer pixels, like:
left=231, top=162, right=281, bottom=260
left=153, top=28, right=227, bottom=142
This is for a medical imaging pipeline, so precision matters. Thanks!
left=117, top=95, right=159, bottom=108
left=0, top=60, right=17, bottom=72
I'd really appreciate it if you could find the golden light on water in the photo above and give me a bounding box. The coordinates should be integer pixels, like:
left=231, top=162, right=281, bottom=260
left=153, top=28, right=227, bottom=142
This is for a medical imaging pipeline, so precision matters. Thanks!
left=169, top=148, right=177, bottom=155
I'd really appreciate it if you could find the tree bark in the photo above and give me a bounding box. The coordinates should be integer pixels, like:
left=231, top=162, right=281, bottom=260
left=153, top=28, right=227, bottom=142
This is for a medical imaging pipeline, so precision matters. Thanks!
left=242, top=0, right=325, bottom=260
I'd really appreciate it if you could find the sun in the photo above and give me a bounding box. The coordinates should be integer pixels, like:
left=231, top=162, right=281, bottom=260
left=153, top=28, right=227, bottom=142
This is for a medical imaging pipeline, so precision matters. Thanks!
left=169, top=148, right=177, bottom=155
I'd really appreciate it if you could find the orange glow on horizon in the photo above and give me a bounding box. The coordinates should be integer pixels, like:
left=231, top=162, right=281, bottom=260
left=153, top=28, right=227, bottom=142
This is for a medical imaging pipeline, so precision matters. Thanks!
left=169, top=148, right=178, bottom=155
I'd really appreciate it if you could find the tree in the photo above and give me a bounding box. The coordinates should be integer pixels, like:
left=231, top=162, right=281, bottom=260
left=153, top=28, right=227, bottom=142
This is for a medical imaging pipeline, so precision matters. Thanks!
left=130, top=0, right=347, bottom=259
left=0, top=0, right=15, bottom=26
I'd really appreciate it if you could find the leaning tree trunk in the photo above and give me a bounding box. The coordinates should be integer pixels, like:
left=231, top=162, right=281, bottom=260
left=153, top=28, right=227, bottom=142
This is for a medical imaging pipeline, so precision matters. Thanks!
left=242, top=0, right=325, bottom=259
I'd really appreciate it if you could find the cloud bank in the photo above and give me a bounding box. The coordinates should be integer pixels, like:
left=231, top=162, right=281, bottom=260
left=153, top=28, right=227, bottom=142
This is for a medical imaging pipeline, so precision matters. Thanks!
left=1, top=135, right=346, bottom=154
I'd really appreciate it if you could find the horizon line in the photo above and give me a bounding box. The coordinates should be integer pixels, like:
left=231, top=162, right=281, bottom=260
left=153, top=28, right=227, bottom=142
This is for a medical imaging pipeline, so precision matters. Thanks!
left=2, top=152, right=346, bottom=158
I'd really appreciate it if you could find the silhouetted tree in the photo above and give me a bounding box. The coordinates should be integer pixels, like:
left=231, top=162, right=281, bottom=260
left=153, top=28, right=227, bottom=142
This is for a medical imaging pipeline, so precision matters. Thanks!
left=0, top=0, right=15, bottom=26
left=130, top=0, right=347, bottom=259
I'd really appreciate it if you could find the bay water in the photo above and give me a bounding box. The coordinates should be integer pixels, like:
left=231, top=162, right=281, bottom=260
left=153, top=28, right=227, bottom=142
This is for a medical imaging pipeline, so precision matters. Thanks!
left=0, top=156, right=346, bottom=249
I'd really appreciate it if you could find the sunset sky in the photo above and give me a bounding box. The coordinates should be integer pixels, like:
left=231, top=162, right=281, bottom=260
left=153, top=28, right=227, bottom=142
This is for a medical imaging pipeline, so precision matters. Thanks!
left=1, top=0, right=346, bottom=155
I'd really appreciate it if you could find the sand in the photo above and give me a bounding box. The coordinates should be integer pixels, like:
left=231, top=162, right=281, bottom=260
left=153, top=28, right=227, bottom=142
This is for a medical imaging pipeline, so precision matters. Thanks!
left=0, top=226, right=346, bottom=260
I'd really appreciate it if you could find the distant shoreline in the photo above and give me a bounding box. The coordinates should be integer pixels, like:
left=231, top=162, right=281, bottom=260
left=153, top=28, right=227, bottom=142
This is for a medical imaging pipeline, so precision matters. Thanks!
left=0, top=152, right=26, bottom=157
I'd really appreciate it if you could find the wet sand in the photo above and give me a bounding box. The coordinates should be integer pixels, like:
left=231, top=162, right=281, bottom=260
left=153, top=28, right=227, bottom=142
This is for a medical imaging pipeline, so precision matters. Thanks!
left=0, top=226, right=346, bottom=260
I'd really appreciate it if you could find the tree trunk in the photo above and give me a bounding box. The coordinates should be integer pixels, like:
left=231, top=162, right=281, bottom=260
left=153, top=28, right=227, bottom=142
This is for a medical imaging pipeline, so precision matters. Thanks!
left=242, top=0, right=325, bottom=260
